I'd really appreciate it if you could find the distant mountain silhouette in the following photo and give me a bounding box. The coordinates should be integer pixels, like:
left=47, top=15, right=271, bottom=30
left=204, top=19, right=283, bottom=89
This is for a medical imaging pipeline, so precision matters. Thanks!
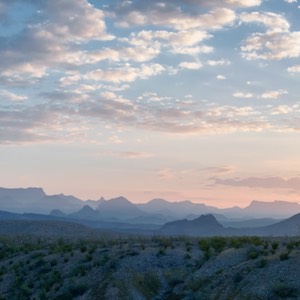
left=1, top=187, right=300, bottom=221
left=0, top=187, right=96, bottom=214
left=96, top=197, right=147, bottom=220
left=50, top=209, right=67, bottom=218
left=0, top=188, right=46, bottom=213
left=160, top=214, right=233, bottom=236
left=0, top=220, right=114, bottom=238
left=70, top=205, right=101, bottom=220
left=138, top=199, right=219, bottom=218
left=243, top=200, right=300, bottom=218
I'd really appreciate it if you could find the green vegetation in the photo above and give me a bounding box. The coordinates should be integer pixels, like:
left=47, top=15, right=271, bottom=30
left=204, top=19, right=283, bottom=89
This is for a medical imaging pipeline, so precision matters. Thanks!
left=0, top=235, right=299, bottom=299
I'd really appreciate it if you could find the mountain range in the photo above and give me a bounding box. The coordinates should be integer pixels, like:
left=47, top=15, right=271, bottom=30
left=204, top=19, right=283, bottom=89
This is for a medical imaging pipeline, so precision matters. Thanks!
left=1, top=187, right=300, bottom=236
left=1, top=187, right=300, bottom=220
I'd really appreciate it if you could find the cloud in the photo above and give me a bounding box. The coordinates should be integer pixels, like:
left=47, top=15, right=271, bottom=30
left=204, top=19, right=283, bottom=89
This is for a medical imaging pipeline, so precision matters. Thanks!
left=113, top=1, right=237, bottom=31
left=271, top=105, right=293, bottom=115
left=233, top=92, right=254, bottom=98
left=240, top=12, right=290, bottom=33
left=0, top=89, right=28, bottom=102
left=207, top=59, right=231, bottom=66
left=179, top=61, right=203, bottom=70
left=213, top=176, right=300, bottom=191
left=260, top=90, right=288, bottom=99
left=84, top=63, right=166, bottom=83
left=0, top=0, right=113, bottom=84
left=284, top=0, right=297, bottom=3
left=287, top=65, right=300, bottom=73
left=240, top=12, right=300, bottom=60
left=216, top=75, right=226, bottom=80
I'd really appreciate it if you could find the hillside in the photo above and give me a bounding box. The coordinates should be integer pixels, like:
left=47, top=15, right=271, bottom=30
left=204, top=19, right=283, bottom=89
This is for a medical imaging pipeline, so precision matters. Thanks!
left=160, top=214, right=231, bottom=236
left=0, top=235, right=300, bottom=299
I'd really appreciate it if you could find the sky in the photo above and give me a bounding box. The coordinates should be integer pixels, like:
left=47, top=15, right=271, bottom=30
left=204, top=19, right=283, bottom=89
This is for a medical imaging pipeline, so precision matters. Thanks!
left=0, top=0, right=300, bottom=207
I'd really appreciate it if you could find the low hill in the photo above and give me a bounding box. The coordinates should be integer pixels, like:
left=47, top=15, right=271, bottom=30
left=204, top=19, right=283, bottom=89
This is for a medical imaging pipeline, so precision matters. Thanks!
left=96, top=197, right=147, bottom=220
left=160, top=214, right=234, bottom=236
left=0, top=220, right=112, bottom=238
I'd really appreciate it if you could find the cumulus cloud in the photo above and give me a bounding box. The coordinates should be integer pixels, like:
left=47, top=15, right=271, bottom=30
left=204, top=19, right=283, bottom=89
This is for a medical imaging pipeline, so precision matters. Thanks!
left=113, top=0, right=237, bottom=30
left=217, top=75, right=227, bottom=80
left=260, top=90, right=288, bottom=99
left=271, top=105, right=293, bottom=115
left=84, top=63, right=166, bottom=83
left=233, top=92, right=254, bottom=98
left=207, top=59, right=231, bottom=66
left=240, top=12, right=300, bottom=60
left=179, top=61, right=203, bottom=69
left=0, top=0, right=113, bottom=83
left=287, top=65, right=300, bottom=73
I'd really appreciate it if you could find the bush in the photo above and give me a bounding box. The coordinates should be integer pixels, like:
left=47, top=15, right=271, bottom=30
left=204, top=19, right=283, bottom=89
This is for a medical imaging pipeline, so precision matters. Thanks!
left=273, top=282, right=298, bottom=298
left=279, top=252, right=289, bottom=261
left=247, top=248, right=260, bottom=260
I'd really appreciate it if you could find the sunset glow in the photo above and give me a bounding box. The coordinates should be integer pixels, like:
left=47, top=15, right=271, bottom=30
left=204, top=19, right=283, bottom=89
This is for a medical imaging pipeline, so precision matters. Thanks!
left=0, top=0, right=300, bottom=207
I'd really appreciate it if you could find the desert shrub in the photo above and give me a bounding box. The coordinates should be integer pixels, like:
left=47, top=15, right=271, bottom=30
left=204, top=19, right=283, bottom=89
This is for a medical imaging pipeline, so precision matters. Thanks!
left=271, top=241, right=279, bottom=251
left=279, top=252, right=289, bottom=261
left=198, top=239, right=210, bottom=252
left=210, top=237, right=227, bottom=253
left=57, top=282, right=88, bottom=299
left=273, top=282, right=298, bottom=298
left=132, top=271, right=160, bottom=299
left=286, top=241, right=295, bottom=251
left=188, top=277, right=210, bottom=292
left=184, top=253, right=191, bottom=260
left=158, top=248, right=165, bottom=256
left=164, top=269, right=187, bottom=287
left=247, top=248, right=260, bottom=260
left=71, top=264, right=87, bottom=277
left=256, top=258, right=268, bottom=268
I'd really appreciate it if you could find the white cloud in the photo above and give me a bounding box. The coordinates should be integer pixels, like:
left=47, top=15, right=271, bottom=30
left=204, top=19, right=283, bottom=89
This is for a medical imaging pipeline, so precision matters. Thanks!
left=261, top=90, right=288, bottom=99
left=271, top=105, right=293, bottom=115
left=0, top=89, right=28, bottom=102
left=85, top=63, right=166, bottom=83
left=287, top=65, right=300, bottom=73
left=207, top=59, right=231, bottom=66
left=233, top=92, right=254, bottom=98
left=179, top=61, right=203, bottom=70
left=115, top=4, right=236, bottom=31
left=240, top=12, right=290, bottom=33
left=240, top=12, right=300, bottom=60
left=217, top=75, right=226, bottom=80
left=284, top=0, right=297, bottom=3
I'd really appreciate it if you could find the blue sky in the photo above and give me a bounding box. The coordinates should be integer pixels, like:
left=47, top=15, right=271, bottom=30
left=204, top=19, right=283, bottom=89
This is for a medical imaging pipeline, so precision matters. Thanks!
left=0, top=0, right=299, bottom=207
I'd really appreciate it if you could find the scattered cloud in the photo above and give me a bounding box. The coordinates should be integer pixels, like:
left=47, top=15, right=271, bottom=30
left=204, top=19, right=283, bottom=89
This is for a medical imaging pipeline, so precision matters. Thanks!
left=217, top=75, right=226, bottom=80
left=207, top=59, right=231, bottom=66
left=271, top=105, right=293, bottom=115
left=260, top=90, right=288, bottom=99
left=179, top=61, right=203, bottom=70
left=0, top=89, right=28, bottom=102
left=233, top=92, right=254, bottom=98
left=287, top=65, right=300, bottom=73
left=240, top=12, right=300, bottom=60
